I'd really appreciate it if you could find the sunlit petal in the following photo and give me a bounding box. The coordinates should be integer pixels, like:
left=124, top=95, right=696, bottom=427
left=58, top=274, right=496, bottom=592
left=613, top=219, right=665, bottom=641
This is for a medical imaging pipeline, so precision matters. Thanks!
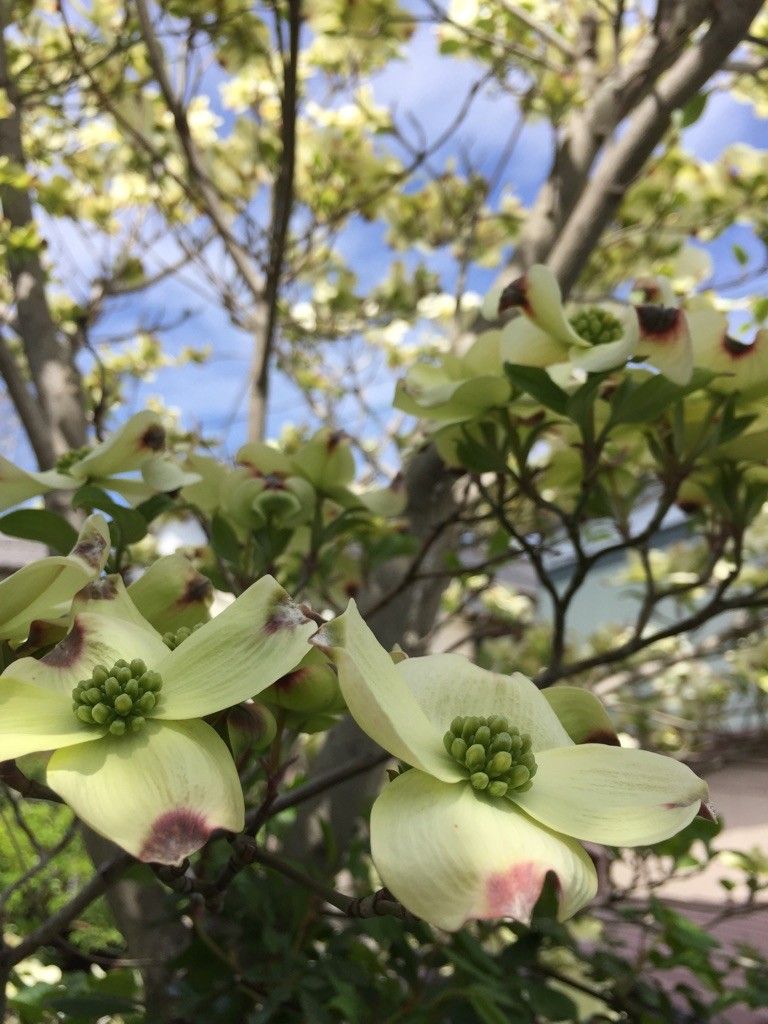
left=127, top=554, right=212, bottom=633
left=371, top=770, right=597, bottom=930
left=512, top=745, right=708, bottom=846
left=635, top=305, right=693, bottom=384
left=47, top=719, right=244, bottom=863
left=70, top=411, right=165, bottom=480
left=319, top=601, right=462, bottom=781
left=398, top=654, right=571, bottom=753
left=155, top=576, right=315, bottom=719
left=0, top=515, right=110, bottom=644
left=6, top=612, right=169, bottom=697
left=0, top=678, right=96, bottom=759
left=543, top=686, right=619, bottom=745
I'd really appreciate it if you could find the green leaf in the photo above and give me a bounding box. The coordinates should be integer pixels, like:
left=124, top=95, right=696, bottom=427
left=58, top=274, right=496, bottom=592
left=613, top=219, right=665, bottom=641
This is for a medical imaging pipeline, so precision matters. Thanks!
left=648, top=815, right=720, bottom=862
left=681, top=92, right=708, bottom=127
left=46, top=994, right=139, bottom=1015
left=609, top=369, right=712, bottom=426
left=135, top=492, right=174, bottom=523
left=71, top=485, right=147, bottom=545
left=504, top=363, right=569, bottom=415
left=732, top=243, right=749, bottom=266
left=210, top=512, right=241, bottom=563
left=0, top=509, right=78, bottom=555
left=523, top=979, right=578, bottom=1021
left=466, top=988, right=511, bottom=1024
left=567, top=373, right=605, bottom=432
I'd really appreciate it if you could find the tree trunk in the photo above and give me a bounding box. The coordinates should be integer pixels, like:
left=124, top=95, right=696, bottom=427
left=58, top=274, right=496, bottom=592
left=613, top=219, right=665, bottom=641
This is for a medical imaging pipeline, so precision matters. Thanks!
left=0, top=4, right=86, bottom=460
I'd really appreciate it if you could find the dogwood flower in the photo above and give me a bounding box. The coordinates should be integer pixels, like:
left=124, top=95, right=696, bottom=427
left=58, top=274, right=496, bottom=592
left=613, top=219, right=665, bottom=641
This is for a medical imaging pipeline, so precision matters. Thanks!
left=0, top=574, right=314, bottom=863
left=497, top=265, right=693, bottom=385
left=0, top=412, right=196, bottom=512
left=319, top=603, right=708, bottom=931
left=0, top=515, right=110, bottom=645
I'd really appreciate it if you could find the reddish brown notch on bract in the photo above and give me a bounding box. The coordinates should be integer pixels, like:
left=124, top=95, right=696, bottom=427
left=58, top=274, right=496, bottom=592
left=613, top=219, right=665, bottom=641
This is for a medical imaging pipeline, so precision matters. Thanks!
left=484, top=861, right=550, bottom=921
left=42, top=618, right=86, bottom=666
left=139, top=807, right=210, bottom=864
left=498, top=276, right=531, bottom=316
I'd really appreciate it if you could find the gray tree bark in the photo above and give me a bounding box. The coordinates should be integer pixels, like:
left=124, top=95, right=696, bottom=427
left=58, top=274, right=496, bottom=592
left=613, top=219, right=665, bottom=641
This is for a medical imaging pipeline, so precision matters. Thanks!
left=0, top=4, right=86, bottom=460
left=286, top=446, right=461, bottom=859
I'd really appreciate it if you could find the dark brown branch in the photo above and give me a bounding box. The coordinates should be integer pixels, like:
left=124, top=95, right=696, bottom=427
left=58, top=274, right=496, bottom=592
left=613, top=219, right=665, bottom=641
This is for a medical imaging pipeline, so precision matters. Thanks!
left=0, top=761, right=62, bottom=804
left=213, top=837, right=411, bottom=920
left=0, top=821, right=79, bottom=905
left=261, top=749, right=390, bottom=822
left=133, top=0, right=265, bottom=304
left=248, top=0, right=302, bottom=441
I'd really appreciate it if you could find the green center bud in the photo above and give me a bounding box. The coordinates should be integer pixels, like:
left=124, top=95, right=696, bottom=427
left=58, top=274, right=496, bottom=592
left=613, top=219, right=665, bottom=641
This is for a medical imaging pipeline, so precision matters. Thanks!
left=569, top=307, right=623, bottom=347
left=444, top=715, right=537, bottom=798
left=162, top=622, right=204, bottom=650
left=72, top=658, right=162, bottom=736
left=55, top=445, right=91, bottom=475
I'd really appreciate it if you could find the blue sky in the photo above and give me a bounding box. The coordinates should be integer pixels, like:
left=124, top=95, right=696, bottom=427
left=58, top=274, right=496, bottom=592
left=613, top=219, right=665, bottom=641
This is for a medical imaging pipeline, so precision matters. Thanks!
left=7, top=19, right=768, bottom=466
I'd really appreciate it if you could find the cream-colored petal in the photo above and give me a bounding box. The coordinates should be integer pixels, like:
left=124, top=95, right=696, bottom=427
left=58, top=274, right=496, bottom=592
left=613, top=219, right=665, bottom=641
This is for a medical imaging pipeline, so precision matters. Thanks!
left=0, top=515, right=110, bottom=645
left=154, top=576, right=315, bottom=719
left=5, top=612, right=169, bottom=697
left=96, top=474, right=159, bottom=506
left=140, top=457, right=201, bottom=492
left=320, top=602, right=462, bottom=782
left=395, top=375, right=511, bottom=424
left=0, top=678, right=96, bottom=759
left=70, top=411, right=165, bottom=480
left=180, top=453, right=232, bottom=516
left=512, top=745, right=708, bottom=846
left=635, top=306, right=693, bottom=385
left=690, top=309, right=768, bottom=397
left=127, top=555, right=212, bottom=633
left=47, top=719, right=244, bottom=864
left=292, top=428, right=356, bottom=490
left=462, top=329, right=505, bottom=376
left=500, top=266, right=583, bottom=347
left=543, top=686, right=619, bottom=745
left=500, top=316, right=570, bottom=368
left=0, top=455, right=75, bottom=511
left=371, top=770, right=597, bottom=930
left=72, top=574, right=163, bottom=632
left=235, top=442, right=293, bottom=477
left=398, top=654, right=572, bottom=753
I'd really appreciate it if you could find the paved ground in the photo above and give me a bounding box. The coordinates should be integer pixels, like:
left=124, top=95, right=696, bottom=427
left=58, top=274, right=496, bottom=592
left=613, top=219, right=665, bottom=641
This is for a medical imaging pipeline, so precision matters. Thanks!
left=608, top=758, right=768, bottom=1022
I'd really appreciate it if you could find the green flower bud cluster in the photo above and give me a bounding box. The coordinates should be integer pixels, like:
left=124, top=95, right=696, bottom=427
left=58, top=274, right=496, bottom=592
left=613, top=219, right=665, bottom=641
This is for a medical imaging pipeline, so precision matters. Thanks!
left=162, top=622, right=204, bottom=650
left=569, top=307, right=623, bottom=347
left=72, top=659, right=162, bottom=736
left=444, top=715, right=537, bottom=797
left=56, top=445, right=91, bottom=474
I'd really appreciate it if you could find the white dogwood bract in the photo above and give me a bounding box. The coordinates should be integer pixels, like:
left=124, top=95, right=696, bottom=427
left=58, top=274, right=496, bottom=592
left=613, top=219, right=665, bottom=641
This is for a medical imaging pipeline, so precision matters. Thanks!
left=323, top=601, right=708, bottom=931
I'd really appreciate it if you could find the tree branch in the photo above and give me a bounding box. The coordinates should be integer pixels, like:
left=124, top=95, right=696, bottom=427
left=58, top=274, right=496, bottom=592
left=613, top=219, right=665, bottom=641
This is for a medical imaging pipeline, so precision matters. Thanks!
left=249, top=0, right=302, bottom=440
left=516, top=0, right=711, bottom=270
left=0, top=332, right=56, bottom=467
left=547, top=0, right=764, bottom=295
left=3, top=851, right=131, bottom=967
